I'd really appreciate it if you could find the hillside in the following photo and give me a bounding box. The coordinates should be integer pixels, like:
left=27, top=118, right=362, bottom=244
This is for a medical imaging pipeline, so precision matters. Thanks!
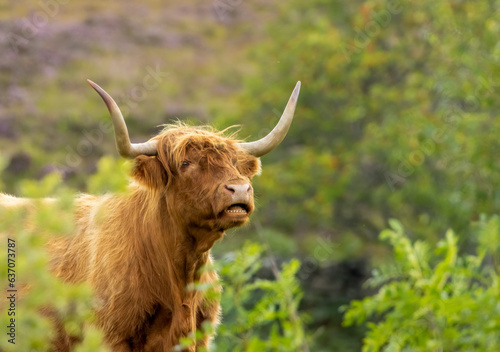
left=0, top=0, right=273, bottom=188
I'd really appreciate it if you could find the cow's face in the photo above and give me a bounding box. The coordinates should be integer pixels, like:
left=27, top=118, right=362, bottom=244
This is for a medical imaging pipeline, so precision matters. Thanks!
left=88, top=80, right=299, bottom=231
left=132, top=127, right=261, bottom=231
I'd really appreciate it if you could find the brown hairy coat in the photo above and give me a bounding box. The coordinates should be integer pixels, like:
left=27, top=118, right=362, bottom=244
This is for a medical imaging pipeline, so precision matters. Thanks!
left=2, top=124, right=262, bottom=351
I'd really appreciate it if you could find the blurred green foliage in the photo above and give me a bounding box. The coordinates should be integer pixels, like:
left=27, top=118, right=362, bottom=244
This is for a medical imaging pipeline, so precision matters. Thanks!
left=176, top=242, right=308, bottom=352
left=240, top=0, right=500, bottom=245
left=215, top=242, right=307, bottom=352
left=343, top=217, right=500, bottom=351
left=0, top=174, right=107, bottom=351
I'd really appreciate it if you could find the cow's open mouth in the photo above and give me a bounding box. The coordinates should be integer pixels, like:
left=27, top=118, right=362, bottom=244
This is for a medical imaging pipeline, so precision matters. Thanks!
left=224, top=203, right=249, bottom=214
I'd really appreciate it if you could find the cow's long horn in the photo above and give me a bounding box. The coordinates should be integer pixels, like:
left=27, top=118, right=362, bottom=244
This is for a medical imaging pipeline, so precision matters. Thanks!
left=237, top=81, right=301, bottom=157
left=87, top=79, right=158, bottom=158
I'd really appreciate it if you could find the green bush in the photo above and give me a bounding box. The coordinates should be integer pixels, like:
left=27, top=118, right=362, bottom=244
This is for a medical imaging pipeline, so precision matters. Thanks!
left=342, top=217, right=500, bottom=352
left=215, top=242, right=308, bottom=351
left=176, top=242, right=308, bottom=352
left=0, top=174, right=107, bottom=351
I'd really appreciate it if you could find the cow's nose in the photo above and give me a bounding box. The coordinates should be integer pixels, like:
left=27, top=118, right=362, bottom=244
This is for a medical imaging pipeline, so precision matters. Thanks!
left=224, top=183, right=252, bottom=202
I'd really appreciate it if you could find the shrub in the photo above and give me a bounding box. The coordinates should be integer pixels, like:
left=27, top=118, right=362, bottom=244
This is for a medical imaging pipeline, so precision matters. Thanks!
left=342, top=218, right=500, bottom=352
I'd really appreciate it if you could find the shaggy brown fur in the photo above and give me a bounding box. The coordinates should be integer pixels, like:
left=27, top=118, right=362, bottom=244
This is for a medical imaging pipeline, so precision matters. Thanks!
left=1, top=124, right=262, bottom=351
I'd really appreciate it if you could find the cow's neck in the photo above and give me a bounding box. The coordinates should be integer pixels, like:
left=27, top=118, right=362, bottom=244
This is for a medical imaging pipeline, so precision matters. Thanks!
left=186, top=224, right=225, bottom=253
left=154, top=199, right=222, bottom=288
left=128, top=186, right=221, bottom=303
left=176, top=225, right=224, bottom=285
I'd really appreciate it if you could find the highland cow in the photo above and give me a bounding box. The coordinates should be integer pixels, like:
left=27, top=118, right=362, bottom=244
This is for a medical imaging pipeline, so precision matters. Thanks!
left=0, top=79, right=300, bottom=351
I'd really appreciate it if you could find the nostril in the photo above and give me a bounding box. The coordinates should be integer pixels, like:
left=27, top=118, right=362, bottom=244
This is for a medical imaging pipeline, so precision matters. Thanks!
left=225, top=183, right=252, bottom=200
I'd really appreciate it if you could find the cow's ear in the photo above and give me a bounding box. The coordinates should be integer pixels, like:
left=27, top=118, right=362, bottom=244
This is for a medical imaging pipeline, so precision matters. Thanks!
left=238, top=155, right=262, bottom=177
left=132, top=155, right=168, bottom=189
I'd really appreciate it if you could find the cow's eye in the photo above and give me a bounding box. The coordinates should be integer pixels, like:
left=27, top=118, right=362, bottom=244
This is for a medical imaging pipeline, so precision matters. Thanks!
left=181, top=161, right=191, bottom=168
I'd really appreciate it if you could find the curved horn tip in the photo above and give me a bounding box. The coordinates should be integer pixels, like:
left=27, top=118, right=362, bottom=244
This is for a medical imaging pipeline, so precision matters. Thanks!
left=86, top=78, right=159, bottom=158
left=291, top=81, right=301, bottom=101
left=86, top=79, right=106, bottom=96
left=87, top=79, right=98, bottom=88
left=86, top=80, right=116, bottom=112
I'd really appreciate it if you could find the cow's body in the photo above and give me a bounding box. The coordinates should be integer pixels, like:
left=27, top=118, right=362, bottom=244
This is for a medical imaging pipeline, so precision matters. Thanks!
left=0, top=80, right=300, bottom=351
left=47, top=188, right=220, bottom=351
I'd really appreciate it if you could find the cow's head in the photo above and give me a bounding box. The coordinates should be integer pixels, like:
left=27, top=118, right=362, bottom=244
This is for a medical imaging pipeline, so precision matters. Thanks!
left=87, top=80, right=300, bottom=232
